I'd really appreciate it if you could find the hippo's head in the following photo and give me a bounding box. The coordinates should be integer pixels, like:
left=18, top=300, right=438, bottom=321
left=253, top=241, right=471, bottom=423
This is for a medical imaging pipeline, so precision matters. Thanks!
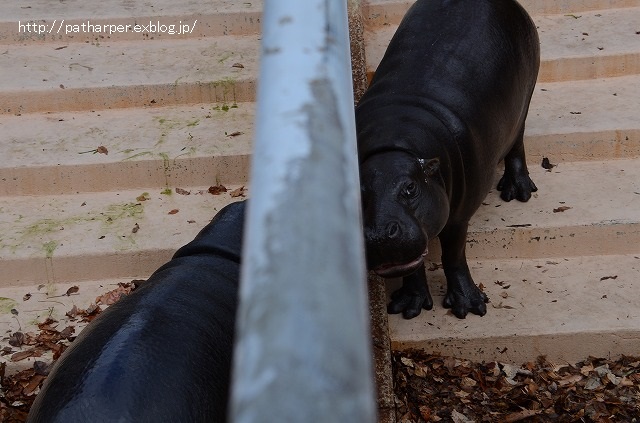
left=360, top=151, right=449, bottom=278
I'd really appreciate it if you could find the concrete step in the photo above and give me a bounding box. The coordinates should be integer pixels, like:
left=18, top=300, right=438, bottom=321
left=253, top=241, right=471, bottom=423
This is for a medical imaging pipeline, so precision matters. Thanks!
left=0, top=278, right=125, bottom=374
left=0, top=35, right=259, bottom=114
left=0, top=185, right=248, bottom=286
left=464, top=158, right=640, bottom=260
left=362, top=0, right=640, bottom=27
left=364, top=6, right=640, bottom=82
left=3, top=157, right=638, bottom=290
left=422, top=157, right=640, bottom=262
left=0, top=0, right=262, bottom=44
left=526, top=75, right=640, bottom=162
left=535, top=7, right=640, bottom=82
left=387, top=253, right=640, bottom=365
left=2, top=72, right=637, bottom=198
left=0, top=103, right=254, bottom=196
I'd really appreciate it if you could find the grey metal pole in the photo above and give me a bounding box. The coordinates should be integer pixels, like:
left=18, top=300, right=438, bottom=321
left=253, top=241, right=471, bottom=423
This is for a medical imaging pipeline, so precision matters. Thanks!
left=229, top=0, right=376, bottom=421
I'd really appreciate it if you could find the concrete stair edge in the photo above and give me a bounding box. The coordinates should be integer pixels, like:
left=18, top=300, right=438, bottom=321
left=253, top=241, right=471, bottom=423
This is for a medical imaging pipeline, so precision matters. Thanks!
left=387, top=253, right=640, bottom=364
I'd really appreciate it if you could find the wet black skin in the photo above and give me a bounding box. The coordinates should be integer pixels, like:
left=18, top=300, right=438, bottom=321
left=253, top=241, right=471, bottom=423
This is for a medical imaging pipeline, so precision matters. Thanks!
left=356, top=0, right=539, bottom=319
left=27, top=201, right=246, bottom=423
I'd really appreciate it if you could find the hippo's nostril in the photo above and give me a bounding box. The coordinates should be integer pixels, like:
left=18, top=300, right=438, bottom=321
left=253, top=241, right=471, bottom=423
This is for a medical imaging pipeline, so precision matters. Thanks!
left=386, top=222, right=401, bottom=239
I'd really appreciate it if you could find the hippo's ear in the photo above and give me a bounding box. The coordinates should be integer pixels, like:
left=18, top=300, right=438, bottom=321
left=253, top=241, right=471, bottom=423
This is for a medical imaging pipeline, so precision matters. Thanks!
left=419, top=158, right=440, bottom=177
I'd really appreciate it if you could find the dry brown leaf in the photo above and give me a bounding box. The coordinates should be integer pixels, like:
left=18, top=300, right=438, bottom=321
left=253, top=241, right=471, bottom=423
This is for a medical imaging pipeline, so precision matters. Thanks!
left=230, top=186, right=247, bottom=198
left=600, top=275, right=618, bottom=281
left=8, top=332, right=25, bottom=348
left=95, top=283, right=133, bottom=306
left=541, top=157, right=554, bottom=170
left=504, top=409, right=542, bottom=422
left=33, top=361, right=51, bottom=376
left=553, top=206, right=571, bottom=213
left=11, top=350, right=37, bottom=362
left=451, top=409, right=473, bottom=423
left=22, top=374, right=46, bottom=396
left=65, top=305, right=79, bottom=318
left=96, top=146, right=108, bottom=155
left=168, top=209, right=179, bottom=215
left=208, top=184, right=228, bottom=195
left=418, top=405, right=431, bottom=420
left=58, top=326, right=75, bottom=340
left=65, top=286, right=79, bottom=296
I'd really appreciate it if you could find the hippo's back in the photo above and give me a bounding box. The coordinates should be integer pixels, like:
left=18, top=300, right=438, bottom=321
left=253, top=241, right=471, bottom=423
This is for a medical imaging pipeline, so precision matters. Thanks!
left=357, top=0, right=540, bottom=161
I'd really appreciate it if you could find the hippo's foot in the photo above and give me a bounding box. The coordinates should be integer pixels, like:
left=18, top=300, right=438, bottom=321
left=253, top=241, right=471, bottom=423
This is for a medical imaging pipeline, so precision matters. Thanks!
left=442, top=272, right=488, bottom=319
left=387, top=267, right=433, bottom=319
left=497, top=172, right=537, bottom=202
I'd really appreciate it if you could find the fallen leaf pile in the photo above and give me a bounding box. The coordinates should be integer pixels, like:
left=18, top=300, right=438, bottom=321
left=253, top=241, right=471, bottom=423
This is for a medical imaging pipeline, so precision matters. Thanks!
left=393, top=349, right=640, bottom=422
left=0, top=319, right=76, bottom=421
left=95, top=282, right=137, bottom=306
left=0, top=281, right=140, bottom=421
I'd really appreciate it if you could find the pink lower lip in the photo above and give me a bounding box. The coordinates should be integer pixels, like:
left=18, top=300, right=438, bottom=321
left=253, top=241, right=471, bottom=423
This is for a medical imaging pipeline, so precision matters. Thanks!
left=373, top=248, right=428, bottom=277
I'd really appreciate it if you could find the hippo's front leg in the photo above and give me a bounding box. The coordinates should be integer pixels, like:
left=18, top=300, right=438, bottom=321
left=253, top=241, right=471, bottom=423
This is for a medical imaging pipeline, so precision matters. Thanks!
left=387, top=262, right=433, bottom=319
left=439, top=223, right=488, bottom=318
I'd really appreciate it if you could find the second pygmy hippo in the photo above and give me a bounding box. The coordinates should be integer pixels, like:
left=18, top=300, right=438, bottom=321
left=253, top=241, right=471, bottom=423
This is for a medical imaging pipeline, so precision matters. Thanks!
left=27, top=201, right=245, bottom=422
left=356, top=0, right=540, bottom=319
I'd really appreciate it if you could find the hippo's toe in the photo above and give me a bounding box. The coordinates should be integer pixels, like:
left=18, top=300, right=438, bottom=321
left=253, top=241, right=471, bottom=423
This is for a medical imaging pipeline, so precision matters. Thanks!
left=497, top=173, right=537, bottom=202
left=385, top=266, right=433, bottom=319
left=443, top=283, right=489, bottom=319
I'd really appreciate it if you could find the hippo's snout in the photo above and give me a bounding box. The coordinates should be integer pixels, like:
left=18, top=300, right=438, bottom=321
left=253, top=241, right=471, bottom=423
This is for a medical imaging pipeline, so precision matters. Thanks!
left=364, top=220, right=411, bottom=245
left=386, top=221, right=401, bottom=239
left=364, top=217, right=428, bottom=278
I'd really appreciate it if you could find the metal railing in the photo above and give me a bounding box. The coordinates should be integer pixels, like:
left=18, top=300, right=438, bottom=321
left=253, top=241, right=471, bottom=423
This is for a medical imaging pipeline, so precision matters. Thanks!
left=230, top=0, right=376, bottom=421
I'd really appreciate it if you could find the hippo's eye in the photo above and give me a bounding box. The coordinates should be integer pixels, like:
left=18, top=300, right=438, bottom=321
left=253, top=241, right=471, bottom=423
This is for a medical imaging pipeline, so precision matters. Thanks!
left=402, top=182, right=418, bottom=198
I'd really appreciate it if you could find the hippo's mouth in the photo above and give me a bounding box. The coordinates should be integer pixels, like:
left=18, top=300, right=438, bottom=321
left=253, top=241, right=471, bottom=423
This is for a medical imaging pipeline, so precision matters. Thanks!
left=373, top=248, right=428, bottom=278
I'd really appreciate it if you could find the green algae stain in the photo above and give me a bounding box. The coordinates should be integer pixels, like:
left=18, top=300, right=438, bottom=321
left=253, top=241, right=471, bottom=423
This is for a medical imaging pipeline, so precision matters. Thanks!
left=23, top=219, right=66, bottom=236
left=122, top=151, right=153, bottom=161
left=43, top=240, right=58, bottom=258
left=160, top=188, right=172, bottom=195
left=22, top=216, right=89, bottom=238
left=0, top=297, right=18, bottom=314
left=210, top=77, right=238, bottom=103
left=158, top=152, right=172, bottom=189
left=103, top=203, right=144, bottom=223
left=7, top=200, right=147, bottom=256
left=174, top=146, right=197, bottom=160
left=159, top=152, right=170, bottom=164
left=212, top=103, right=238, bottom=112
left=153, top=117, right=201, bottom=146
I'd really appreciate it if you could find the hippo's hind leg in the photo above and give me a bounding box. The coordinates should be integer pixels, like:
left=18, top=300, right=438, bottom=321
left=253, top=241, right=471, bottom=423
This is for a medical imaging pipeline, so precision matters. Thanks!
left=497, top=123, right=537, bottom=202
left=387, top=262, right=433, bottom=319
left=440, top=222, right=488, bottom=319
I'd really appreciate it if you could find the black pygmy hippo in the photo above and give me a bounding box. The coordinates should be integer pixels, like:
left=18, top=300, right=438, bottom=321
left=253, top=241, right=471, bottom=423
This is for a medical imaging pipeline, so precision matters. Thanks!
left=27, top=201, right=246, bottom=423
left=357, top=0, right=539, bottom=319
